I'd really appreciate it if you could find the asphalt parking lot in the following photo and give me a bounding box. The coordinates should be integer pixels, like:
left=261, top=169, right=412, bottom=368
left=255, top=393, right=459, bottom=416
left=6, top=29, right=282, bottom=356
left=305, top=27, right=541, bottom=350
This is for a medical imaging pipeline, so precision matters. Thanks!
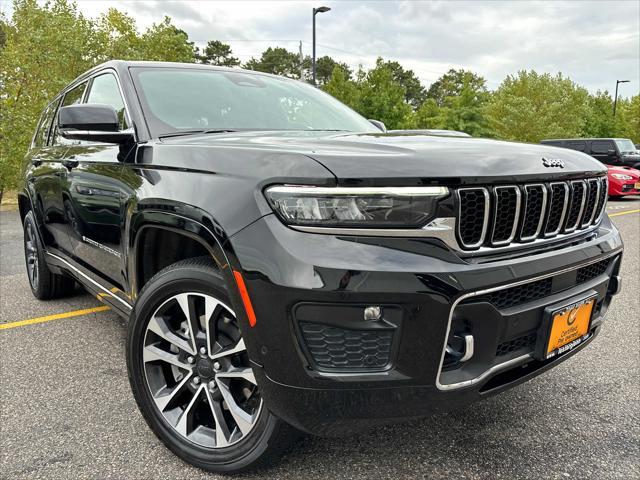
left=1, top=199, right=639, bottom=480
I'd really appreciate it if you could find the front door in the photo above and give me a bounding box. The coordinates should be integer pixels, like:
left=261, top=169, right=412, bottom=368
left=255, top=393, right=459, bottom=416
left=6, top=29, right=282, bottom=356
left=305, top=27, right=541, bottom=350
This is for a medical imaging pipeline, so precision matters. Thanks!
left=62, top=71, right=133, bottom=290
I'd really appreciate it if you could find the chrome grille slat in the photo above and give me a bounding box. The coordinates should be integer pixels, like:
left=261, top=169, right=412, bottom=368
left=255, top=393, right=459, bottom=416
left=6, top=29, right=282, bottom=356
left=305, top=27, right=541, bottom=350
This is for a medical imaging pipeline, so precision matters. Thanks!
left=457, top=188, right=490, bottom=249
left=544, top=182, right=569, bottom=237
left=520, top=184, right=547, bottom=241
left=455, top=177, right=606, bottom=251
left=491, top=186, right=521, bottom=246
left=564, top=180, right=587, bottom=233
left=581, top=178, right=600, bottom=228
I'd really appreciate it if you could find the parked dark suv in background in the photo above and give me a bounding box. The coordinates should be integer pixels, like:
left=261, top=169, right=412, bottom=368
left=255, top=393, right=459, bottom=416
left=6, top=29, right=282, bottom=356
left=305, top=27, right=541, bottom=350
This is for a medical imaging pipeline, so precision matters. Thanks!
left=19, top=61, right=623, bottom=473
left=541, top=138, right=640, bottom=169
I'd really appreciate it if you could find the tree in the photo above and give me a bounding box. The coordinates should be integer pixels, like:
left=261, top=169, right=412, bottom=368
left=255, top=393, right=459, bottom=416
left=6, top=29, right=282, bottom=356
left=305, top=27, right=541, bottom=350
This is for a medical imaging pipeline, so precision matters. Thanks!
left=0, top=0, right=96, bottom=196
left=582, top=91, right=618, bottom=138
left=618, top=95, right=640, bottom=143
left=197, top=40, right=240, bottom=67
left=138, top=18, right=195, bottom=62
left=381, top=60, right=426, bottom=109
left=485, top=70, right=591, bottom=142
left=244, top=47, right=302, bottom=78
left=322, top=65, right=359, bottom=109
left=427, top=69, right=487, bottom=107
left=0, top=0, right=197, bottom=196
left=355, top=58, right=413, bottom=129
left=315, top=56, right=351, bottom=85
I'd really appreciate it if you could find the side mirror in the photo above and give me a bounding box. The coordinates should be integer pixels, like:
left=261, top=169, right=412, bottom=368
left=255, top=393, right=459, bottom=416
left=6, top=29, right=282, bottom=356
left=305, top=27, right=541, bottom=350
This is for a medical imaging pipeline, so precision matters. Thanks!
left=58, top=104, right=134, bottom=144
left=607, top=149, right=617, bottom=157
left=368, top=119, right=387, bottom=132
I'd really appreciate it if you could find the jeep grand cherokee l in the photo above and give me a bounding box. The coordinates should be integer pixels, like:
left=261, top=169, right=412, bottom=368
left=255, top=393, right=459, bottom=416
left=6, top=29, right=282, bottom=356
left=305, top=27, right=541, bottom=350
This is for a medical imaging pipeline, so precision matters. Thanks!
left=19, top=61, right=623, bottom=473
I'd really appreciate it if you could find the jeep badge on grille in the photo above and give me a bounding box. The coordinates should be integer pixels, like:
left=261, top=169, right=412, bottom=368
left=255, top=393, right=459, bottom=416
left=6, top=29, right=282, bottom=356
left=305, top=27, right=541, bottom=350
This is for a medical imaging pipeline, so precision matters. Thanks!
left=542, top=157, right=565, bottom=168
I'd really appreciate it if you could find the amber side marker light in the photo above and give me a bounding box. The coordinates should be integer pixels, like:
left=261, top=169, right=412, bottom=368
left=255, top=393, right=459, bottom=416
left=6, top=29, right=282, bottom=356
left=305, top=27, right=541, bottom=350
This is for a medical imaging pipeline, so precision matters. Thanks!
left=233, top=270, right=257, bottom=327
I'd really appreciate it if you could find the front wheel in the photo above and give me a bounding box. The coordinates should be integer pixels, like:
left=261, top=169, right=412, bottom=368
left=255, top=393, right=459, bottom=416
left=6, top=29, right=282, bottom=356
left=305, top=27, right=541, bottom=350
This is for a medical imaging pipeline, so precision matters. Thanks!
left=126, top=257, right=295, bottom=473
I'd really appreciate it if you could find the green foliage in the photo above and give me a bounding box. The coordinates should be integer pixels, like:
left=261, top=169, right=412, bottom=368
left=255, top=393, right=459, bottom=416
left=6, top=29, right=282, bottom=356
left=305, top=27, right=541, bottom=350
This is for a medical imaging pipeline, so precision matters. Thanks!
left=355, top=59, right=413, bottom=129
left=0, top=0, right=195, bottom=193
left=426, top=69, right=487, bottom=107
left=315, top=55, right=351, bottom=85
left=244, top=47, right=302, bottom=78
left=485, top=71, right=591, bottom=143
left=1, top=0, right=638, bottom=194
left=381, top=60, right=426, bottom=109
left=617, top=95, right=640, bottom=143
left=414, top=74, right=490, bottom=136
left=322, top=65, right=359, bottom=108
left=197, top=40, right=240, bottom=67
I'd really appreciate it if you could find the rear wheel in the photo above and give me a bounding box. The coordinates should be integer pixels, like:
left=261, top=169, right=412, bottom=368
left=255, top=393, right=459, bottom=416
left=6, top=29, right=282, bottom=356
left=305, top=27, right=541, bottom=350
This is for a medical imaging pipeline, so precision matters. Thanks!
left=23, top=211, right=75, bottom=299
left=126, top=257, right=295, bottom=473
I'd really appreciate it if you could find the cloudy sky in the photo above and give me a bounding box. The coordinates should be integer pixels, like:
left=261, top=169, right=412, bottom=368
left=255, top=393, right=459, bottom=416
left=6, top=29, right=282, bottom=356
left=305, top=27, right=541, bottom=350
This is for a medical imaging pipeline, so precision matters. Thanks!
left=3, top=0, right=639, bottom=95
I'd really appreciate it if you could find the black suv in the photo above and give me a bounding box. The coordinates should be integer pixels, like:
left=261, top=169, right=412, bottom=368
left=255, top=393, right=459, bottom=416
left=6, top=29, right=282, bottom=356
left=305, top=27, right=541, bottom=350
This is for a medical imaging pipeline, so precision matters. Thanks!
left=541, top=138, right=640, bottom=169
left=19, top=61, right=623, bottom=473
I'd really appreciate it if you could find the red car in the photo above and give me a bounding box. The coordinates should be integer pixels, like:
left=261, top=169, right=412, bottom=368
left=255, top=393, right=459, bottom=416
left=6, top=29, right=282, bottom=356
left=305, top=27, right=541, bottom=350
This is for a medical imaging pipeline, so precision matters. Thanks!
left=608, top=165, right=640, bottom=197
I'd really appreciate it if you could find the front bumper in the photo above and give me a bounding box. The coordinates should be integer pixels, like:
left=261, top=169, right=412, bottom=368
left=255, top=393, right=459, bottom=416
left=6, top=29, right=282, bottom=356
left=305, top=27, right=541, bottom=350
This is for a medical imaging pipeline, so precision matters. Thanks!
left=227, top=214, right=623, bottom=435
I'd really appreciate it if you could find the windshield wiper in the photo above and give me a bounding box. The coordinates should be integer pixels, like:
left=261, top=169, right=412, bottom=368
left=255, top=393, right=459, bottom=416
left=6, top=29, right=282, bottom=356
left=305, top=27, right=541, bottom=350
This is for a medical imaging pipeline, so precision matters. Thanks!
left=159, top=129, right=238, bottom=139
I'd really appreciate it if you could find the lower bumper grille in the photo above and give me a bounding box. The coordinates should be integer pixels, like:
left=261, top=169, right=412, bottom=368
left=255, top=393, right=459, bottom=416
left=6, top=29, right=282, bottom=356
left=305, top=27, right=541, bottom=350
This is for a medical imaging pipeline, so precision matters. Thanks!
left=299, top=322, right=393, bottom=370
left=471, top=257, right=613, bottom=310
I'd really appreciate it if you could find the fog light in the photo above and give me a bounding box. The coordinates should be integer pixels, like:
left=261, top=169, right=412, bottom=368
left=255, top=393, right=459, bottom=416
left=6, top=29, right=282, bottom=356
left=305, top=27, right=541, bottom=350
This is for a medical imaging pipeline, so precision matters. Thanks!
left=364, top=306, right=382, bottom=321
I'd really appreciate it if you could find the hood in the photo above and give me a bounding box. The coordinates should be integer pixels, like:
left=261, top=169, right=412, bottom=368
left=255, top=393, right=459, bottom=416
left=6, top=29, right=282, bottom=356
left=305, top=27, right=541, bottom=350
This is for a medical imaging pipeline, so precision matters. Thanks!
left=608, top=165, right=640, bottom=178
left=161, top=130, right=606, bottom=184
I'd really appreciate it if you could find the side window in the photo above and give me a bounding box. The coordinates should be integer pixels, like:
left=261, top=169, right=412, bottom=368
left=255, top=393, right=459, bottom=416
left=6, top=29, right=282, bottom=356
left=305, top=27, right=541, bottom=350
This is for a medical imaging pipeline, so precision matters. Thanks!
left=566, top=141, right=586, bottom=152
left=86, top=73, right=128, bottom=129
left=591, top=140, right=615, bottom=154
left=52, top=81, right=89, bottom=145
left=33, top=101, right=57, bottom=148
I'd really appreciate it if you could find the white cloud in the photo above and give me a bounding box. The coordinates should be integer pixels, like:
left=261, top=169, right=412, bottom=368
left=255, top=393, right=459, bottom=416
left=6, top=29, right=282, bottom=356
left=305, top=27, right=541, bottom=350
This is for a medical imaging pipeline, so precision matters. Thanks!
left=3, top=0, right=638, bottom=95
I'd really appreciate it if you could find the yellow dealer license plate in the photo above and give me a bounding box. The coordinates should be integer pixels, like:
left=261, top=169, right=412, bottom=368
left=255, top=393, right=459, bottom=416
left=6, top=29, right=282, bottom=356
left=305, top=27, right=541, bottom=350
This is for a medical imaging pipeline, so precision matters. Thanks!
left=634, top=182, right=640, bottom=189
left=546, top=297, right=595, bottom=358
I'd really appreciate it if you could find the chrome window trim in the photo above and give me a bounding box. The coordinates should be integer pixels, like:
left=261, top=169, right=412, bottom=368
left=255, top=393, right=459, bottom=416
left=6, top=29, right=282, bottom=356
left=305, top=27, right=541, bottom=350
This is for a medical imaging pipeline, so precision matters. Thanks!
left=564, top=180, right=587, bottom=233
left=594, top=177, right=609, bottom=223
left=581, top=178, right=600, bottom=228
left=491, top=186, right=521, bottom=246
left=456, top=187, right=490, bottom=249
left=435, top=249, right=620, bottom=391
left=520, top=184, right=548, bottom=241
left=543, top=182, right=570, bottom=237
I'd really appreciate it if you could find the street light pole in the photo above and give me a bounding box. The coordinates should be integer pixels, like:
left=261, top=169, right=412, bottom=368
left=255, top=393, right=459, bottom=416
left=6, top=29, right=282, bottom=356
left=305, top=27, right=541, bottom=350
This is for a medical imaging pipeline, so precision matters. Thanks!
left=312, top=6, right=331, bottom=86
left=613, top=79, right=630, bottom=116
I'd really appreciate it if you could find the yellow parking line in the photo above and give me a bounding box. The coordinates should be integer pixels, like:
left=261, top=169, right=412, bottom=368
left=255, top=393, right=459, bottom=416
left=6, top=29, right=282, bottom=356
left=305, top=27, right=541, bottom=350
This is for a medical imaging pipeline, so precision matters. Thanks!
left=0, top=306, right=111, bottom=331
left=609, top=209, right=640, bottom=217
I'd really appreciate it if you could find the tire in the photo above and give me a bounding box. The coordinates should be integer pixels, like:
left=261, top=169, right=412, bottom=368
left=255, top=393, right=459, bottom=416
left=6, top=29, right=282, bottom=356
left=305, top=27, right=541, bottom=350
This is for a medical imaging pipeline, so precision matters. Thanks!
left=126, top=257, right=295, bottom=473
left=23, top=210, right=75, bottom=300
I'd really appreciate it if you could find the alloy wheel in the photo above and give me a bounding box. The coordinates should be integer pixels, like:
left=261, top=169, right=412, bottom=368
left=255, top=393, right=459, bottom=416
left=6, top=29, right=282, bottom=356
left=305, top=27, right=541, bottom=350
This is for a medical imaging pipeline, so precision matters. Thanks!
left=25, top=221, right=39, bottom=289
left=142, top=292, right=262, bottom=448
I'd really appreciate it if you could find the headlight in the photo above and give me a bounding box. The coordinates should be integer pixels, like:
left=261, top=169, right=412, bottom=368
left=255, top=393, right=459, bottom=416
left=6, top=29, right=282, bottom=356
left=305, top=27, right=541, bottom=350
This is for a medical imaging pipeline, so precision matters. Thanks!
left=264, top=185, right=448, bottom=228
left=611, top=173, right=633, bottom=180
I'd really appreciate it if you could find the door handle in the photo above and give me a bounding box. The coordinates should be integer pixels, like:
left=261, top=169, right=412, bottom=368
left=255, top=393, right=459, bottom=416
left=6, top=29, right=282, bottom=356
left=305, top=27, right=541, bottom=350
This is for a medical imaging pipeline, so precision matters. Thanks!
left=62, top=159, right=79, bottom=170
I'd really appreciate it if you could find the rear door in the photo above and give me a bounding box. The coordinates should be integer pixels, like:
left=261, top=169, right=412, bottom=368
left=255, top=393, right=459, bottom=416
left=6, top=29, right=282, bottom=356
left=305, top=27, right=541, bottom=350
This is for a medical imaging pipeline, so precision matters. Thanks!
left=590, top=139, right=619, bottom=165
left=63, top=70, right=132, bottom=290
left=28, top=96, right=78, bottom=256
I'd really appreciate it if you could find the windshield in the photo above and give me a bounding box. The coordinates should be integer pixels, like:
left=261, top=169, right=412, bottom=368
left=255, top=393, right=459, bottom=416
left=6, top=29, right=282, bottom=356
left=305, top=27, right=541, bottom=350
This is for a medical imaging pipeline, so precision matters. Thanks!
left=130, top=67, right=378, bottom=137
left=615, top=139, right=636, bottom=154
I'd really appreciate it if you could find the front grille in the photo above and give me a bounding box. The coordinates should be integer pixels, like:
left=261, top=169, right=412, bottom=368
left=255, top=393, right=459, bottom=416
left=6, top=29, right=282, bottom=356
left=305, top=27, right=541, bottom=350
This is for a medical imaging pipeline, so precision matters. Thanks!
left=299, top=322, right=393, bottom=370
left=456, top=177, right=606, bottom=250
left=496, top=332, right=537, bottom=356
